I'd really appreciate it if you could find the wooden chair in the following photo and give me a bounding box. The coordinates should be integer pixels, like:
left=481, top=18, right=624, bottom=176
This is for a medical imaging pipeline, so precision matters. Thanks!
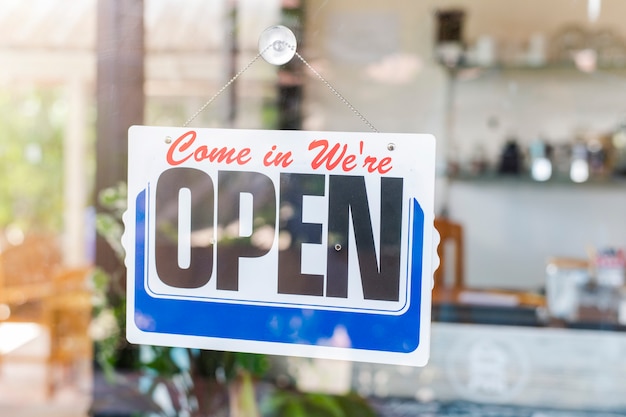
left=0, top=234, right=62, bottom=395
left=48, top=266, right=93, bottom=389
left=0, top=235, right=93, bottom=395
left=433, top=217, right=465, bottom=291
left=0, top=235, right=61, bottom=308
left=432, top=218, right=546, bottom=308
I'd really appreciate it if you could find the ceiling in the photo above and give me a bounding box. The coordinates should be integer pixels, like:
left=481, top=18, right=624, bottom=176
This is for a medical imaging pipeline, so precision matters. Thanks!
left=0, top=0, right=280, bottom=88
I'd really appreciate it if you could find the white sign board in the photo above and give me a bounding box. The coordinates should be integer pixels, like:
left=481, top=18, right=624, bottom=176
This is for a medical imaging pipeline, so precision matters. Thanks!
left=124, top=126, right=436, bottom=366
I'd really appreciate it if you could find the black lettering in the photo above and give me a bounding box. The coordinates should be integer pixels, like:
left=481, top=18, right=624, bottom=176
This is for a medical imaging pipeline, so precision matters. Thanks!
left=216, top=171, right=276, bottom=291
left=277, top=173, right=325, bottom=296
left=326, top=176, right=403, bottom=301
left=154, top=167, right=214, bottom=288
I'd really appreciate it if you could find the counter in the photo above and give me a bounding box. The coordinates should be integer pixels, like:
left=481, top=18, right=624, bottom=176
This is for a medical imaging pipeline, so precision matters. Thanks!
left=352, top=321, right=626, bottom=412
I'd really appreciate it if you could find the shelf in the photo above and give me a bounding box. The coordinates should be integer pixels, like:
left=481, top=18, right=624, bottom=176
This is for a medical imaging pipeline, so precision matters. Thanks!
left=448, top=172, right=626, bottom=188
left=449, top=63, right=626, bottom=84
left=452, top=62, right=626, bottom=73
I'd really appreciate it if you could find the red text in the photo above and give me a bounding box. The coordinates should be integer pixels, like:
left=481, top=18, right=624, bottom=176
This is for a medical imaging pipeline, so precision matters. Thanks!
left=308, top=139, right=393, bottom=174
left=166, top=131, right=252, bottom=166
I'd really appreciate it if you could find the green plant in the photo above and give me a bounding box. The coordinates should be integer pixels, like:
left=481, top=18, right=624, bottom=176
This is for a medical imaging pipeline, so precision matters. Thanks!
left=262, top=390, right=378, bottom=417
left=91, top=183, right=128, bottom=377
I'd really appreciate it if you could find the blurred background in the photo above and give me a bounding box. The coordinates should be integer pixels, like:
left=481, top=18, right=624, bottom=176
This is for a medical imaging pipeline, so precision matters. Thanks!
left=1, top=0, right=626, bottom=416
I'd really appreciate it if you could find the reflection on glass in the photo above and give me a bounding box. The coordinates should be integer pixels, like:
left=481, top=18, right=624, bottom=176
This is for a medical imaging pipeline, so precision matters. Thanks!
left=570, top=143, right=590, bottom=183
left=531, top=157, right=552, bottom=182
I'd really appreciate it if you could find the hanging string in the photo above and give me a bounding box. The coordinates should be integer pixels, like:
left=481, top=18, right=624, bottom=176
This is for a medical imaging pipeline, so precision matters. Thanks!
left=292, top=49, right=378, bottom=133
left=183, top=46, right=270, bottom=127
left=183, top=40, right=378, bottom=133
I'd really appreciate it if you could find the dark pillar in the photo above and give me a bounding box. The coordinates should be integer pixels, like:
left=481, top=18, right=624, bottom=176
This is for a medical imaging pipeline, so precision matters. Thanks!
left=223, top=0, right=238, bottom=127
left=95, top=0, right=144, bottom=276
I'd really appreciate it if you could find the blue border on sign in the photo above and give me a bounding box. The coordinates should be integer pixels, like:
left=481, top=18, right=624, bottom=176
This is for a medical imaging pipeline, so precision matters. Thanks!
left=133, top=189, right=424, bottom=353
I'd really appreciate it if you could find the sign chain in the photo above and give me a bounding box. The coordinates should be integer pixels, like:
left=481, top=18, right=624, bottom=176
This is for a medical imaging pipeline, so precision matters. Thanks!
left=291, top=47, right=379, bottom=133
left=183, top=45, right=271, bottom=127
left=184, top=40, right=378, bottom=133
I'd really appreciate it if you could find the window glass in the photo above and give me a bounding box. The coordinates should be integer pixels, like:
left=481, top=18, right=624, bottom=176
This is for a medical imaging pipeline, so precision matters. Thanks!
left=2, top=1, right=626, bottom=415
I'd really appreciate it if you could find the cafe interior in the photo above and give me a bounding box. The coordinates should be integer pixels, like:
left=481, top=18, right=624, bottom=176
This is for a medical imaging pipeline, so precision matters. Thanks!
left=0, top=0, right=626, bottom=416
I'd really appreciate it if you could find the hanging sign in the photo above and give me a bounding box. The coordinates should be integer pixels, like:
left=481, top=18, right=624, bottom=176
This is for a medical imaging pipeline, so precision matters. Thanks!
left=124, top=126, right=436, bottom=366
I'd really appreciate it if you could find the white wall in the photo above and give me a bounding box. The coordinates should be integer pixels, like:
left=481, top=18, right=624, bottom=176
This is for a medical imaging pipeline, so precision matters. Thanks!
left=449, top=182, right=626, bottom=289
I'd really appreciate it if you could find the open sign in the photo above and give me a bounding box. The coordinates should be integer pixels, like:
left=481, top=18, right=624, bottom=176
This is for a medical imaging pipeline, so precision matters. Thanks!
left=124, top=126, right=436, bottom=366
